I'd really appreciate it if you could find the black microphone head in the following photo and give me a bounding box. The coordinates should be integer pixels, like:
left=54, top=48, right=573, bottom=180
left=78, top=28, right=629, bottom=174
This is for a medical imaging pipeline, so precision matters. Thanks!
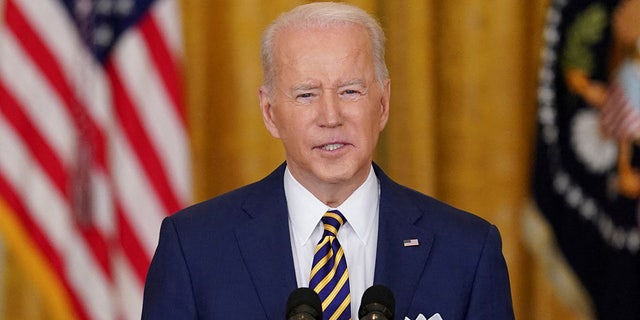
left=358, top=285, right=395, bottom=320
left=286, top=287, right=322, bottom=320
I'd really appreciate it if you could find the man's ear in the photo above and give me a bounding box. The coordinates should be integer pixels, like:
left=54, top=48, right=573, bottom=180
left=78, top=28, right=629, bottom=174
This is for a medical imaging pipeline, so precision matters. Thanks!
left=378, top=79, right=391, bottom=130
left=259, top=86, right=281, bottom=138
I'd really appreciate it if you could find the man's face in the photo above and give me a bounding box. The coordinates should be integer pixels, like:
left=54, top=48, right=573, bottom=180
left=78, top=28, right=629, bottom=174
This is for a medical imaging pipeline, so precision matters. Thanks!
left=260, top=23, right=390, bottom=194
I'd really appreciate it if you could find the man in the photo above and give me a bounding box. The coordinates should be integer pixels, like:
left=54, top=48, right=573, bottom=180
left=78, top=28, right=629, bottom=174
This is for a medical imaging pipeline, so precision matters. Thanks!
left=142, top=2, right=514, bottom=319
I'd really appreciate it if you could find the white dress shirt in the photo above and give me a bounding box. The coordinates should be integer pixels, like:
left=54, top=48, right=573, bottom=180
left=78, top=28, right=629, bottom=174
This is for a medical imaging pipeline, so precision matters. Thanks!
left=285, top=165, right=380, bottom=318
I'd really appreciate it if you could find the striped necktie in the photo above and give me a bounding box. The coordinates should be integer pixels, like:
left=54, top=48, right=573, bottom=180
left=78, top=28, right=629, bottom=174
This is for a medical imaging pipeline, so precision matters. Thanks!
left=309, top=210, right=351, bottom=320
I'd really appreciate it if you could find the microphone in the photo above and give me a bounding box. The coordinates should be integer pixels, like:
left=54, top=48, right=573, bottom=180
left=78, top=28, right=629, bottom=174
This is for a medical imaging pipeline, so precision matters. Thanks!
left=286, top=287, right=323, bottom=320
left=358, top=285, right=395, bottom=320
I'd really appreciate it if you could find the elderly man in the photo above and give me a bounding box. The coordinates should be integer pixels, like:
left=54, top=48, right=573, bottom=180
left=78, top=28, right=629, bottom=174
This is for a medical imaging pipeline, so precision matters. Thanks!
left=142, top=2, right=514, bottom=319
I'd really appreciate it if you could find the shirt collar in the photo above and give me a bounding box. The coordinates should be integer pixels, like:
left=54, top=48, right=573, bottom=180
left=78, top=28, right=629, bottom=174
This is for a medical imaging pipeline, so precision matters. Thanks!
left=285, top=165, right=379, bottom=246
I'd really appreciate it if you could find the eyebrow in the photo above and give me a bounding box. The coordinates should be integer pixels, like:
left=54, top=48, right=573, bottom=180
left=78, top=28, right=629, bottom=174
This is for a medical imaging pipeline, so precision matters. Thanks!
left=291, top=83, right=320, bottom=91
left=337, top=79, right=366, bottom=88
left=289, top=79, right=367, bottom=92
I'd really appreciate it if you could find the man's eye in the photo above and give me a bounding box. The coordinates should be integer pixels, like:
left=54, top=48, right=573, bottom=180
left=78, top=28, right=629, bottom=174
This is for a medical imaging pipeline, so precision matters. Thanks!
left=297, top=93, right=314, bottom=99
left=342, top=89, right=361, bottom=95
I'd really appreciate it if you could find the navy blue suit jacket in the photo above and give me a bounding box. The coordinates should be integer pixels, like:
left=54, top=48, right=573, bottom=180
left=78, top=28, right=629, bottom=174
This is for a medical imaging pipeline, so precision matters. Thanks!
left=142, top=163, right=514, bottom=319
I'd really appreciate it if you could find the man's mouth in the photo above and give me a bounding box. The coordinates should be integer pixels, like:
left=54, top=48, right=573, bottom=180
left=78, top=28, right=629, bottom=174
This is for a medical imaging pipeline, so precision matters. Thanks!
left=320, top=143, right=345, bottom=151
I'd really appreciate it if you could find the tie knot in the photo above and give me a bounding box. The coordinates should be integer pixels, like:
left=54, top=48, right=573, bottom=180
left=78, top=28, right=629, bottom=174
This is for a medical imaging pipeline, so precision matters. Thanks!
left=321, top=210, right=346, bottom=237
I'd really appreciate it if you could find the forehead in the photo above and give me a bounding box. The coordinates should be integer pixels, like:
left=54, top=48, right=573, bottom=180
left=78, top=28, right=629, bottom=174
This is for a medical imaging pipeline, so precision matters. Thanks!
left=276, top=21, right=370, bottom=43
left=273, top=24, right=374, bottom=79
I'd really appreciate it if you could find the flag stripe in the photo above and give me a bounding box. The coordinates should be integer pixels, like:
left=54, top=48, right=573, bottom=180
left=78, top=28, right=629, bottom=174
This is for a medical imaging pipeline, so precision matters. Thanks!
left=118, top=206, right=153, bottom=281
left=107, top=62, right=182, bottom=214
left=153, top=0, right=183, bottom=59
left=0, top=31, right=75, bottom=166
left=6, top=0, right=79, bottom=124
left=0, top=83, right=69, bottom=195
left=112, top=27, right=189, bottom=204
left=139, top=14, right=183, bottom=122
left=601, top=81, right=640, bottom=141
left=111, top=127, right=167, bottom=256
left=113, top=250, right=144, bottom=320
left=17, top=0, right=87, bottom=74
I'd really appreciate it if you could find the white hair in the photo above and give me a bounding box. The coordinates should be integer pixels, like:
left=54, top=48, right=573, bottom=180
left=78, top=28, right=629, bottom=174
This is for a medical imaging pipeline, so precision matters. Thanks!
left=260, top=2, right=388, bottom=93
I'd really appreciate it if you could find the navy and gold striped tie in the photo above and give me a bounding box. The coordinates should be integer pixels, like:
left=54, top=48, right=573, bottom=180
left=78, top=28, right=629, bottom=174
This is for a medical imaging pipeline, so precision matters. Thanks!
left=309, top=210, right=351, bottom=320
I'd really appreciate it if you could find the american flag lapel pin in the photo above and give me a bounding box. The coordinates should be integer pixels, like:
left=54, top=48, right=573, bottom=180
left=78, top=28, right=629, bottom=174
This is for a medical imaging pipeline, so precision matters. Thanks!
left=403, top=238, right=419, bottom=247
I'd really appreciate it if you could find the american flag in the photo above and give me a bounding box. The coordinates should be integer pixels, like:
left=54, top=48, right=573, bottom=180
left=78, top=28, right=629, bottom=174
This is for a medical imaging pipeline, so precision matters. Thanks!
left=600, top=60, right=640, bottom=142
left=402, top=239, right=419, bottom=247
left=0, top=0, right=190, bottom=319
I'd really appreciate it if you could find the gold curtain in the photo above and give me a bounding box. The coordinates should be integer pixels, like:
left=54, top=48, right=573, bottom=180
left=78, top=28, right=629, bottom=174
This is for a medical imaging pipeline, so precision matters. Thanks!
left=0, top=0, right=592, bottom=319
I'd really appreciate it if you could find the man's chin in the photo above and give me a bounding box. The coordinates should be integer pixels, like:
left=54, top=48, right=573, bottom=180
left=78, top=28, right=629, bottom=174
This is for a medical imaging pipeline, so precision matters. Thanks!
left=313, top=164, right=368, bottom=186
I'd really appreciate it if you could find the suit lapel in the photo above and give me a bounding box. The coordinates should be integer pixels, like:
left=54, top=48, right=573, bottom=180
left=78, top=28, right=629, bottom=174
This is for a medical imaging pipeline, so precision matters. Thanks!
left=234, top=164, right=298, bottom=319
left=373, top=166, right=434, bottom=318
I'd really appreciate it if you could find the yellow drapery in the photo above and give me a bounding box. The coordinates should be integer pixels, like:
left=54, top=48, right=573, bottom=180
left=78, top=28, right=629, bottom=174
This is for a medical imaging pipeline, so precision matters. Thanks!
left=0, top=0, right=592, bottom=319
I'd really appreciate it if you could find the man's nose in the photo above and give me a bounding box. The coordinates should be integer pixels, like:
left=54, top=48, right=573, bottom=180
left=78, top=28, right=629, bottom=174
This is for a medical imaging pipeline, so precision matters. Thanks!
left=318, top=93, right=342, bottom=127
